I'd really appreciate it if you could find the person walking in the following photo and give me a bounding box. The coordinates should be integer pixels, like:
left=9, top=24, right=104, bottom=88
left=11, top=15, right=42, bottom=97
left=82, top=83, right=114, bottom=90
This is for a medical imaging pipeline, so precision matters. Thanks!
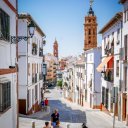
left=51, top=109, right=59, bottom=128
left=82, top=123, right=88, bottom=128
left=45, top=98, right=49, bottom=106
left=43, top=122, right=51, bottom=128
left=54, top=121, right=63, bottom=128
left=41, top=100, right=45, bottom=111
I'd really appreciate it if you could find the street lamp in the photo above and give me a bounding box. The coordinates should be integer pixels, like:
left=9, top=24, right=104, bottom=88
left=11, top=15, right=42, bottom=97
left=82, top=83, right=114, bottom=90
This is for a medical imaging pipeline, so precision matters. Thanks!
left=43, top=63, right=47, bottom=76
left=11, top=20, right=36, bottom=43
left=101, top=66, right=106, bottom=78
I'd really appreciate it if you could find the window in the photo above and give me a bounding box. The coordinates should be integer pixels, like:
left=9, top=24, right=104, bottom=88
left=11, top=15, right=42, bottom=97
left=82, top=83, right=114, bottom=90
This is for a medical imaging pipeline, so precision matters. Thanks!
left=85, top=89, right=87, bottom=101
left=0, top=9, right=10, bottom=41
left=124, top=10, right=127, bottom=23
left=124, top=35, right=128, bottom=60
left=102, top=87, right=105, bottom=105
left=127, top=10, right=128, bottom=21
left=116, top=60, right=119, bottom=77
left=124, top=67, right=127, bottom=91
left=28, top=63, right=30, bottom=76
left=37, top=63, right=38, bottom=73
left=88, top=29, right=91, bottom=35
left=93, top=29, right=95, bottom=35
left=117, top=29, right=120, bottom=45
left=0, top=81, right=11, bottom=112
left=105, top=88, right=109, bottom=109
left=35, top=85, right=38, bottom=100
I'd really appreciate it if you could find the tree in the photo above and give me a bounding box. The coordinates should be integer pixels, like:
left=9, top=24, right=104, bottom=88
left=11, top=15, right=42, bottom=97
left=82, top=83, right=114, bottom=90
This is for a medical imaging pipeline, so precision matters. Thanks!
left=57, top=80, right=63, bottom=88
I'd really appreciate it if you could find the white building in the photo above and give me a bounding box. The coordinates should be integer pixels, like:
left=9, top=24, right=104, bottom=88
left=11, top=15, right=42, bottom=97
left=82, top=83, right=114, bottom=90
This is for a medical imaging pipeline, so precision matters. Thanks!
left=85, top=47, right=101, bottom=109
left=62, top=68, right=69, bottom=99
left=62, top=67, right=73, bottom=101
left=0, top=0, right=18, bottom=128
left=98, top=12, right=123, bottom=116
left=119, top=0, right=128, bottom=125
left=73, top=59, right=85, bottom=106
left=18, top=13, right=45, bottom=114
left=62, top=56, right=77, bottom=101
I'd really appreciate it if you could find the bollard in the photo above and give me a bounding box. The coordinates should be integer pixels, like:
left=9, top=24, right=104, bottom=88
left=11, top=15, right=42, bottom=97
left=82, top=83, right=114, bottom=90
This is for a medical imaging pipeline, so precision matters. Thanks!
left=67, top=124, right=70, bottom=128
left=32, top=121, right=35, bottom=128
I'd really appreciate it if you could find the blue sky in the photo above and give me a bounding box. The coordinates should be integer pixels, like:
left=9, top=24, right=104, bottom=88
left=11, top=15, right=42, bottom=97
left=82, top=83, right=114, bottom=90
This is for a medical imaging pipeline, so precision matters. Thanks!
left=18, top=0, right=122, bottom=57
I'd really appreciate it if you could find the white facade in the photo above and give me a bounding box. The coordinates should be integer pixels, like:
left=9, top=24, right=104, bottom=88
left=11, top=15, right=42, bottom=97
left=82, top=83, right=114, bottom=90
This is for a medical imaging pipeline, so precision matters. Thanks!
left=99, top=13, right=122, bottom=113
left=0, top=1, right=18, bottom=128
left=18, top=14, right=45, bottom=114
left=85, top=47, right=101, bottom=108
left=120, top=0, right=128, bottom=125
left=73, top=62, right=85, bottom=106
left=62, top=69, right=69, bottom=98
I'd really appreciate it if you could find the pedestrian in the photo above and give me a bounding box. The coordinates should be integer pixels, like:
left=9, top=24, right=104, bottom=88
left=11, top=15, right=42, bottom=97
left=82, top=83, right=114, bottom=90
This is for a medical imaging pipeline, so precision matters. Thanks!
left=82, top=123, right=88, bottom=128
left=41, top=100, right=45, bottom=111
left=51, top=109, right=59, bottom=128
left=54, top=121, right=63, bottom=128
left=43, top=122, right=51, bottom=128
left=45, top=98, right=49, bottom=106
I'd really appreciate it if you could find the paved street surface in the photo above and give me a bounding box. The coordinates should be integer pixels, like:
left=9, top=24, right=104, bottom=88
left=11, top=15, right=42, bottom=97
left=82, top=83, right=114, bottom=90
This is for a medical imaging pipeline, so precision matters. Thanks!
left=19, top=86, right=128, bottom=128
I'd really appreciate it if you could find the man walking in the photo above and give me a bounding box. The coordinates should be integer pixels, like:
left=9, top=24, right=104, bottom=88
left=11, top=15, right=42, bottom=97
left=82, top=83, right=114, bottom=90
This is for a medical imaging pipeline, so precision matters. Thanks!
left=51, top=109, right=59, bottom=127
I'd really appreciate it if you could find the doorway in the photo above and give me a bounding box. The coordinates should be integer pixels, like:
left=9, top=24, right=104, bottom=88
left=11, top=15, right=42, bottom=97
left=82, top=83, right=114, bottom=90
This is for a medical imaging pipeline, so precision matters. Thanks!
left=122, top=93, right=127, bottom=121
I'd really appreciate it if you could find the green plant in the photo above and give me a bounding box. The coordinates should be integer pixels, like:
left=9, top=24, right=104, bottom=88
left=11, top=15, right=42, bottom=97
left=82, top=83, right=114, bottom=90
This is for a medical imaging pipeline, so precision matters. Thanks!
left=57, top=80, right=63, bottom=88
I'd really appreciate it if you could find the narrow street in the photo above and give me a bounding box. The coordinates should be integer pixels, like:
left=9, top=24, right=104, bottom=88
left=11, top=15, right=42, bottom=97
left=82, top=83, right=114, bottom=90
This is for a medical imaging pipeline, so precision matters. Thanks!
left=42, top=86, right=87, bottom=125
left=20, top=86, right=128, bottom=128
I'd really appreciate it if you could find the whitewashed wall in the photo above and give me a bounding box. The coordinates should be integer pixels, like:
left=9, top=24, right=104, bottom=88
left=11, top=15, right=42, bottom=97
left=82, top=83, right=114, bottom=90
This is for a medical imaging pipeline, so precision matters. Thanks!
left=0, top=1, right=17, bottom=128
left=18, top=17, right=44, bottom=113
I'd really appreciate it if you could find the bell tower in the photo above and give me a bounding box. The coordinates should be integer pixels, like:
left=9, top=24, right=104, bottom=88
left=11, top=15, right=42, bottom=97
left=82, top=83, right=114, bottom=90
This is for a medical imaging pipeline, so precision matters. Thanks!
left=84, top=0, right=97, bottom=51
left=53, top=39, right=58, bottom=58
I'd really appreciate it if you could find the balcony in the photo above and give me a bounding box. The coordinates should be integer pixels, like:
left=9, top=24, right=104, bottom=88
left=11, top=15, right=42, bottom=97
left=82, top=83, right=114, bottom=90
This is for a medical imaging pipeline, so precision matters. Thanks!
left=39, top=48, right=43, bottom=57
left=105, top=46, right=114, bottom=55
left=109, top=46, right=114, bottom=55
left=32, top=43, right=37, bottom=55
left=53, top=67, right=56, bottom=69
left=39, top=73, right=43, bottom=80
left=32, top=73, right=37, bottom=84
left=103, top=70, right=113, bottom=83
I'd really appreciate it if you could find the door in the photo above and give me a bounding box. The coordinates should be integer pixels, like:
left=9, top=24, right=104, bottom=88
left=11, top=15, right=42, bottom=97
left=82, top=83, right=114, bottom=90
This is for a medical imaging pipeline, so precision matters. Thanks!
left=122, top=93, right=127, bottom=121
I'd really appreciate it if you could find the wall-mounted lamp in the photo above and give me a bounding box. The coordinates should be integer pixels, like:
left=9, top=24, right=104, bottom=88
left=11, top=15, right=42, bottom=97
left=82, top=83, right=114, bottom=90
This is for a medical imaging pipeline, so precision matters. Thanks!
left=101, top=66, right=106, bottom=77
left=11, top=20, right=36, bottom=44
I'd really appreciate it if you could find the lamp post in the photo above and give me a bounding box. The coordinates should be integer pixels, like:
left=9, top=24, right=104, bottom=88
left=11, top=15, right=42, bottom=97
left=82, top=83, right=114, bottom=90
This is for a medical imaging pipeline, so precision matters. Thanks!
left=8, top=20, right=35, bottom=44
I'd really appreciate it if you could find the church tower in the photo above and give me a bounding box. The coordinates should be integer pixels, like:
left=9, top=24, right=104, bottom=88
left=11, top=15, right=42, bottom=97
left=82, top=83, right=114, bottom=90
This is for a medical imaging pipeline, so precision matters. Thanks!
left=53, top=39, right=58, bottom=58
left=84, top=0, right=97, bottom=51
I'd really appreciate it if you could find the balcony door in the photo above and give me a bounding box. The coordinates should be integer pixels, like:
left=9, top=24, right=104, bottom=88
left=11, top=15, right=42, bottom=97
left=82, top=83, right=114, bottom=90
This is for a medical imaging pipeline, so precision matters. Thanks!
left=122, top=93, right=127, bottom=121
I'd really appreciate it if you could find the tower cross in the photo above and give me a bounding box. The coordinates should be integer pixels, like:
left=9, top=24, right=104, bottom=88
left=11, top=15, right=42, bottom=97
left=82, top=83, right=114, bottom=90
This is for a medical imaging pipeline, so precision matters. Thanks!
left=90, top=0, right=94, bottom=7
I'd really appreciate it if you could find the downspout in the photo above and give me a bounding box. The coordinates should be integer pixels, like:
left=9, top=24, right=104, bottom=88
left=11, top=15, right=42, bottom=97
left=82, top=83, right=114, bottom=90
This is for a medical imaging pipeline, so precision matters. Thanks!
left=16, top=0, right=19, bottom=127
left=119, top=18, right=123, bottom=121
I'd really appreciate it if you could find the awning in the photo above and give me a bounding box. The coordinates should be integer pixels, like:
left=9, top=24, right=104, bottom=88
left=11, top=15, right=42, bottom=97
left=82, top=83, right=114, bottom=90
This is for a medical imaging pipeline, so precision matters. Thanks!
left=96, top=56, right=113, bottom=72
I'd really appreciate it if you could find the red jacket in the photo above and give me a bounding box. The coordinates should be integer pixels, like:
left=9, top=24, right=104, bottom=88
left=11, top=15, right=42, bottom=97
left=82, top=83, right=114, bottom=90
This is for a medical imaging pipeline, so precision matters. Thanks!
left=45, top=99, right=48, bottom=106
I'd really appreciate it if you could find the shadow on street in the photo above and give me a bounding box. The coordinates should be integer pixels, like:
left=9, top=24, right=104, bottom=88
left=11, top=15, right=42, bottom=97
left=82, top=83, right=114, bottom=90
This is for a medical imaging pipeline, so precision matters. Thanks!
left=42, top=99, right=87, bottom=124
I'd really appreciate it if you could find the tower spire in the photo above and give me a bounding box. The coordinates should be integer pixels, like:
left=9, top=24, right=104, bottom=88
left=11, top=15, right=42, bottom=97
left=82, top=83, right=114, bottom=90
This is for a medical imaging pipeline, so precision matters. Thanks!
left=90, top=0, right=94, bottom=8
left=88, top=0, right=94, bottom=16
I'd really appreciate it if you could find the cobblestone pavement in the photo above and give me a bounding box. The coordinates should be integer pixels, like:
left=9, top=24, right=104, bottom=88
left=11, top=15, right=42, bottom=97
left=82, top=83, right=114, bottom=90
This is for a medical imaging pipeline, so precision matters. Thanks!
left=19, top=86, right=128, bottom=128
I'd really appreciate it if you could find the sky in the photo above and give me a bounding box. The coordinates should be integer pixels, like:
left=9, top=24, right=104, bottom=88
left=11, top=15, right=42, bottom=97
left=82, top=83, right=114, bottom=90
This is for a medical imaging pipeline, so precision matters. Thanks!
left=18, top=0, right=122, bottom=58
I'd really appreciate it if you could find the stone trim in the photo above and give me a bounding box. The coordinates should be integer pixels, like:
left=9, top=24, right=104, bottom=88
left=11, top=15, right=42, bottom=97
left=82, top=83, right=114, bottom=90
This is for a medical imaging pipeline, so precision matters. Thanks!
left=0, top=68, right=17, bottom=75
left=3, top=0, right=17, bottom=14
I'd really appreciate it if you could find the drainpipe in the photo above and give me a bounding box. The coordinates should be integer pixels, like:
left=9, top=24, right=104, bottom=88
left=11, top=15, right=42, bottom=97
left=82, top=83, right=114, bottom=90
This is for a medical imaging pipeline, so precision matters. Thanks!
left=16, top=0, right=19, bottom=128
left=119, top=17, right=123, bottom=121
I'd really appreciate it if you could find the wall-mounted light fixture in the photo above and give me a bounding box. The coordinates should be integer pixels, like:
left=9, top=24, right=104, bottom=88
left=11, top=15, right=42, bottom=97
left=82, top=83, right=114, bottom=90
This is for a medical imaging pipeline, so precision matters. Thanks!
left=5, top=20, right=36, bottom=44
